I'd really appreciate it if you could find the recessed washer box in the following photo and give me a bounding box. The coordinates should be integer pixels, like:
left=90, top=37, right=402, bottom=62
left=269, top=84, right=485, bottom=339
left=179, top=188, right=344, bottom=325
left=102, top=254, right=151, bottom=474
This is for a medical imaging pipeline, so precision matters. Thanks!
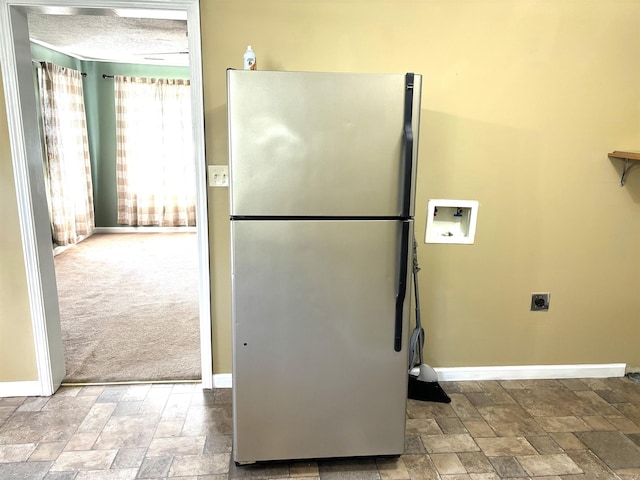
left=425, top=199, right=479, bottom=244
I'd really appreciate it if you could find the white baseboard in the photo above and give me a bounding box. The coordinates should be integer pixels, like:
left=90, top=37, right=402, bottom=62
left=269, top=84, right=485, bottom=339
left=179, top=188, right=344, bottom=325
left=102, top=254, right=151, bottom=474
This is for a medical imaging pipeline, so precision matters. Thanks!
left=95, top=227, right=197, bottom=233
left=0, top=381, right=42, bottom=398
left=53, top=231, right=95, bottom=256
left=434, top=363, right=627, bottom=382
left=2, top=365, right=626, bottom=396
left=210, top=364, right=626, bottom=389
left=213, top=373, right=232, bottom=388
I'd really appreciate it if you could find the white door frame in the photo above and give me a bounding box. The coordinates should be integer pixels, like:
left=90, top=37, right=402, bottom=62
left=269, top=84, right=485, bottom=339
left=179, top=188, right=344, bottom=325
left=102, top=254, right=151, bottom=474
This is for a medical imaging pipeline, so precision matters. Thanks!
left=0, top=0, right=213, bottom=395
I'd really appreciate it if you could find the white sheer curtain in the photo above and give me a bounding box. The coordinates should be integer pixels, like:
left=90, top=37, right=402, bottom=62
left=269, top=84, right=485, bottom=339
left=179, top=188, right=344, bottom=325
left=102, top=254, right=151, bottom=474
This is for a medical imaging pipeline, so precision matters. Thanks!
left=37, top=62, right=95, bottom=246
left=114, top=76, right=195, bottom=226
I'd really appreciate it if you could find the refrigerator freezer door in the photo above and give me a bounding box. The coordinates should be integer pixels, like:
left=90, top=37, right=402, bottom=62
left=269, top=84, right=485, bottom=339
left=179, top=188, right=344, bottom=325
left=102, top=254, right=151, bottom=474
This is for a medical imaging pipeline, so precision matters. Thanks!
left=231, top=219, right=413, bottom=463
left=227, top=70, right=421, bottom=217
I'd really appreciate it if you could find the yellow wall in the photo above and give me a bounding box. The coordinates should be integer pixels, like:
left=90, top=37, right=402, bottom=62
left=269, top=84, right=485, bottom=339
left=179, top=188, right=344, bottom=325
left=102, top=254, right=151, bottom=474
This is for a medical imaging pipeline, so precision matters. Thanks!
left=202, top=0, right=640, bottom=373
left=2, top=1, right=639, bottom=384
left=0, top=68, right=38, bottom=382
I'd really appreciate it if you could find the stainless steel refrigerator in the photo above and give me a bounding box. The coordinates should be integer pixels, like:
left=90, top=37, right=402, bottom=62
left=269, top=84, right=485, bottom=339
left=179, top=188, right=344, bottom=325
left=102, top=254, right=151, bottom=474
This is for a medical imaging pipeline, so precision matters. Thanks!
left=227, top=69, right=422, bottom=463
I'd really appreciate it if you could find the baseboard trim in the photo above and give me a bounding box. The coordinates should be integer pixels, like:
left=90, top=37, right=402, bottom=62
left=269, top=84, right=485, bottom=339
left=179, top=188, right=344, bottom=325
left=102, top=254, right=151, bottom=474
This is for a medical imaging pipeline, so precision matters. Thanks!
left=2, top=365, right=627, bottom=397
left=210, top=364, right=626, bottom=389
left=213, top=374, right=232, bottom=388
left=0, top=381, right=42, bottom=398
left=434, top=363, right=627, bottom=382
left=95, top=227, right=197, bottom=233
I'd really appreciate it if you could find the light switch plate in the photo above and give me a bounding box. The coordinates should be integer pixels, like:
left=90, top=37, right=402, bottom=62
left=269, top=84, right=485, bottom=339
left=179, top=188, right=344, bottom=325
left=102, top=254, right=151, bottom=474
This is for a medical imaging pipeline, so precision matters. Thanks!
left=208, top=165, right=229, bottom=187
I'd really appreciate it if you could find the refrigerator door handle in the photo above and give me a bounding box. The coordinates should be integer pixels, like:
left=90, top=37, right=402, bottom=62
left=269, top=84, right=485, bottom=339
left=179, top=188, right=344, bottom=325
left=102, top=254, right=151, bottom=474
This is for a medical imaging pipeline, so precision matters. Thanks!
left=394, top=221, right=410, bottom=352
left=401, top=73, right=415, bottom=218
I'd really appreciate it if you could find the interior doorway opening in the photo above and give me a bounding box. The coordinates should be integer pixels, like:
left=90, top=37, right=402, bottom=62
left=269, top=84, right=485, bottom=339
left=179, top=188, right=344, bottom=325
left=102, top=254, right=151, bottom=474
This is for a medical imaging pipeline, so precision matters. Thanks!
left=0, top=0, right=212, bottom=395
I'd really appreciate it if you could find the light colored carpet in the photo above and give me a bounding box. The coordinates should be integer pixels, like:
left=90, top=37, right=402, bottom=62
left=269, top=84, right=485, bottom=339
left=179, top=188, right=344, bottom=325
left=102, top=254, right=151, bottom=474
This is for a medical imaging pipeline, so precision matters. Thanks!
left=54, top=232, right=201, bottom=383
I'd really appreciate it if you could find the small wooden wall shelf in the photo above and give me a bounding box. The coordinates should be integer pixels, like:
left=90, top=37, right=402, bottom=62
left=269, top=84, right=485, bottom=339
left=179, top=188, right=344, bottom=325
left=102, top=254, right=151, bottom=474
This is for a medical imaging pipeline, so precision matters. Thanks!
left=608, top=151, right=640, bottom=186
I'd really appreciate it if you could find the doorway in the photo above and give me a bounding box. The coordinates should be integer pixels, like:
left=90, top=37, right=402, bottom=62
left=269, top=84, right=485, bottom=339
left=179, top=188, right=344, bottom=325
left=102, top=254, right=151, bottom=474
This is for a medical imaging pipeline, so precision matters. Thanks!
left=0, top=0, right=212, bottom=395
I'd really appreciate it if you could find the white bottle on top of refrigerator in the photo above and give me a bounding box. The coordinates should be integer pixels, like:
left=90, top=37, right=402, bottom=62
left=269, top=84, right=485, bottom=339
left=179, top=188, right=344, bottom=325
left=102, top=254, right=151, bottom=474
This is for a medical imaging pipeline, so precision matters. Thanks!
left=243, top=45, right=256, bottom=70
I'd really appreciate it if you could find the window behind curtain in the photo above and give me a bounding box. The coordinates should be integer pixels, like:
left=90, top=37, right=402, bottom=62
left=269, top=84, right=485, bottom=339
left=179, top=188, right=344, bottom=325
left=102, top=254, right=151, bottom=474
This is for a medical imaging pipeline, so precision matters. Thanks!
left=114, top=76, right=195, bottom=227
left=37, top=62, right=95, bottom=246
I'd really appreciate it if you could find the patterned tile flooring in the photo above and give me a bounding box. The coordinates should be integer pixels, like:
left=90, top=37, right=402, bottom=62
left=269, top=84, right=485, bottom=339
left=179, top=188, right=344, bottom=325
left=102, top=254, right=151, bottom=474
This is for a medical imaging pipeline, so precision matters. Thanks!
left=1, top=377, right=640, bottom=479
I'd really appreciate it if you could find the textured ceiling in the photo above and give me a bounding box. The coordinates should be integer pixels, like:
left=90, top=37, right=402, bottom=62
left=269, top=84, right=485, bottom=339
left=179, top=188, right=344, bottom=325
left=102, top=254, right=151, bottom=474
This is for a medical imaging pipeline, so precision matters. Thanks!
left=28, top=14, right=189, bottom=66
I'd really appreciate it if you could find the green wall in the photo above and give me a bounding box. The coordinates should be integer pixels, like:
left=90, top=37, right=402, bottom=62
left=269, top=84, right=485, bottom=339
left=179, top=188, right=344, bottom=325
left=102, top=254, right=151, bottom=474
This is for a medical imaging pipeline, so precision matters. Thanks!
left=31, top=44, right=190, bottom=227
left=81, top=60, right=190, bottom=227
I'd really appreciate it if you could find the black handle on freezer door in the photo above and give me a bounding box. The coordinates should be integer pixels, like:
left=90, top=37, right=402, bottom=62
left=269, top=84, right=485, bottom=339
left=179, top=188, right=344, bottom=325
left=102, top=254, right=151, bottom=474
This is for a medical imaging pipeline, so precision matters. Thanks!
left=402, top=73, right=415, bottom=219
left=394, top=221, right=410, bottom=352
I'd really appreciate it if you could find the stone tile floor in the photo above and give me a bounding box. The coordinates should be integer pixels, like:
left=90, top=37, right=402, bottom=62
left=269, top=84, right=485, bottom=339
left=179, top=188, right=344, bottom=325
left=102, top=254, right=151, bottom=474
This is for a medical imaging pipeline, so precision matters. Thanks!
left=1, top=377, right=640, bottom=479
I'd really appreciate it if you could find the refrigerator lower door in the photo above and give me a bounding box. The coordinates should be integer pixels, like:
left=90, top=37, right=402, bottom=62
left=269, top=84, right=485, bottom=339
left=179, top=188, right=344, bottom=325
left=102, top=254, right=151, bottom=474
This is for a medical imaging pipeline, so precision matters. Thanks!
left=231, top=219, right=412, bottom=463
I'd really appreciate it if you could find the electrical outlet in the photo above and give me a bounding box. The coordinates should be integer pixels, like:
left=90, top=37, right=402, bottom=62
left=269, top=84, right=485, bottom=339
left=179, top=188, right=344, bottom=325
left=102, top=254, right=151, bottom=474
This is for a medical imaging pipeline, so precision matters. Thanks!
left=531, top=293, right=550, bottom=311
